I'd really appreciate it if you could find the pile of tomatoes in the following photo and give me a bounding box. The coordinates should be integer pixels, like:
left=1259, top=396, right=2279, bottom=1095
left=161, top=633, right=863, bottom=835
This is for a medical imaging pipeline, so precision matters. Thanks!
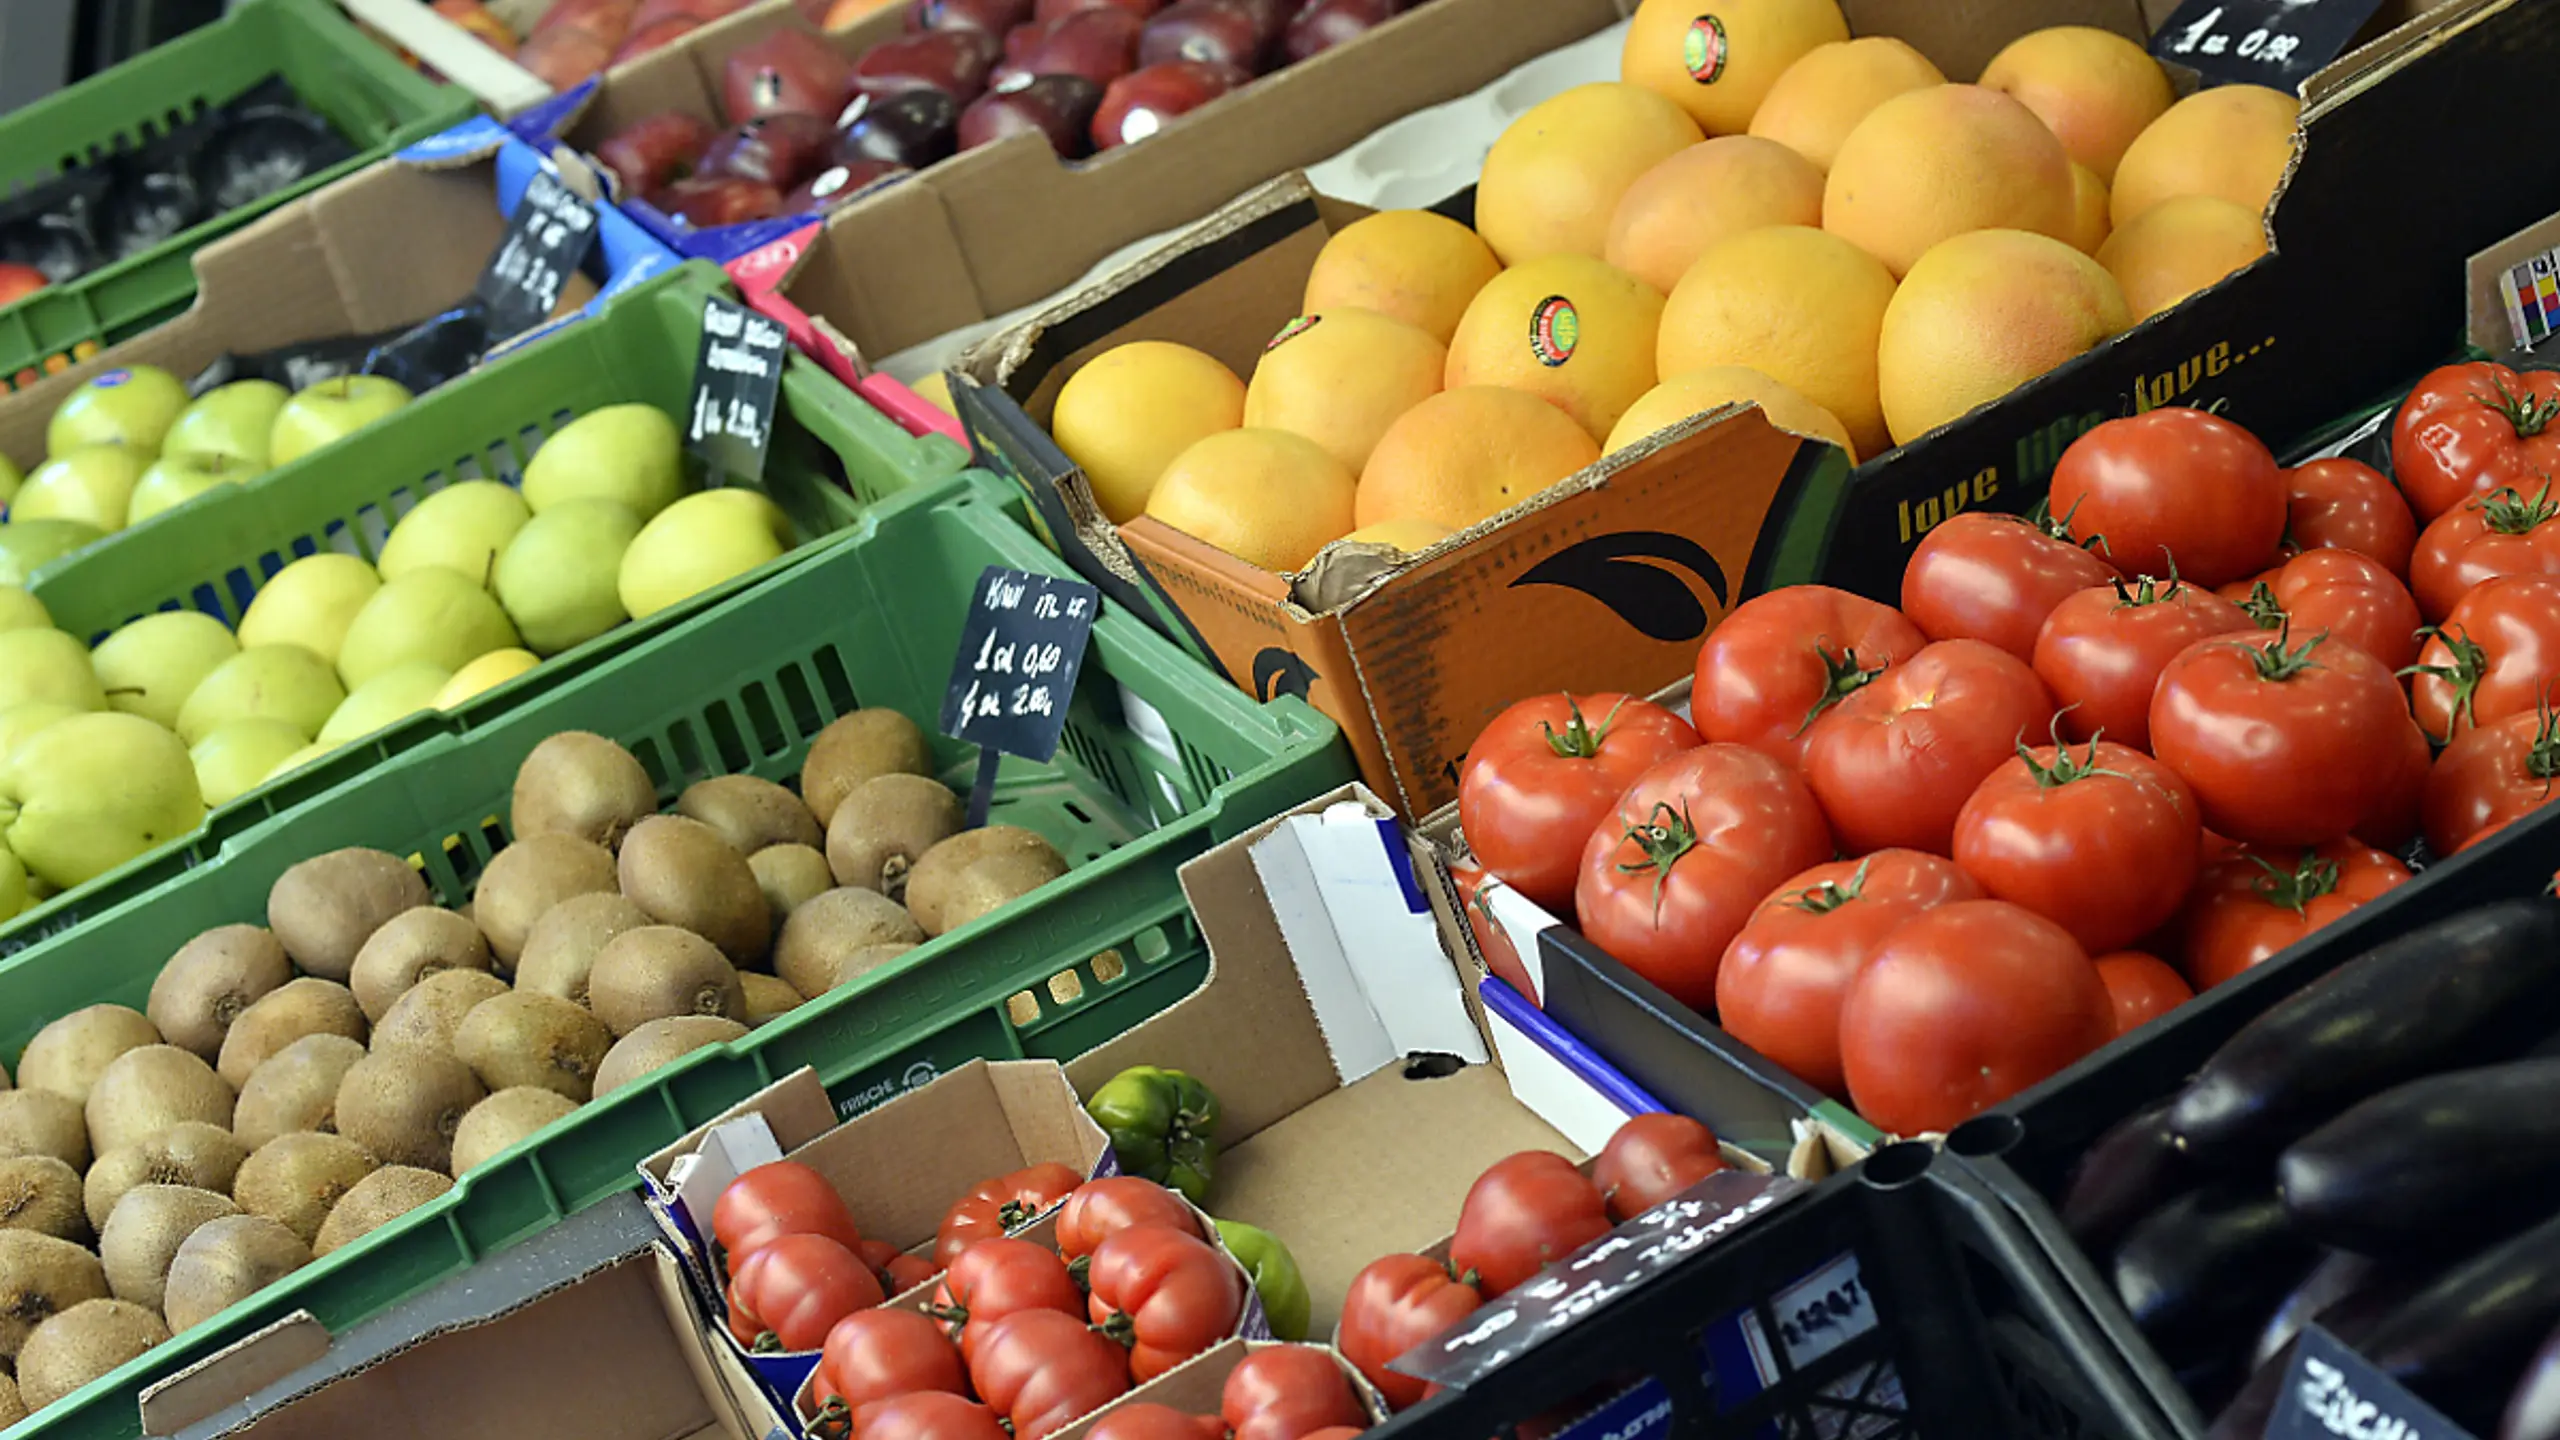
left=1456, top=361, right=2560, bottom=1138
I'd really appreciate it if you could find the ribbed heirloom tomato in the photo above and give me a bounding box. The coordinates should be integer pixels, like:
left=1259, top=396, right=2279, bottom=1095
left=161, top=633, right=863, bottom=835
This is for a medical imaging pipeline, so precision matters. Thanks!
left=1458, top=692, right=1699, bottom=914
left=936, top=1162, right=1084, bottom=1266
left=1801, top=639, right=2055, bottom=856
left=1449, top=1151, right=1612, bottom=1297
left=1690, top=585, right=1927, bottom=767
left=967, top=1308, right=1132, bottom=1440
left=1899, top=509, right=2115, bottom=660
left=1055, top=1177, right=1203, bottom=1261
left=2412, top=575, right=2560, bottom=745
left=2391, top=362, right=2560, bottom=521
left=2149, top=629, right=2409, bottom=846
left=851, top=1392, right=1012, bottom=1440
left=1951, top=739, right=2200, bottom=955
left=2092, top=952, right=2193, bottom=1036
left=1451, top=861, right=1534, bottom=999
left=1085, top=1226, right=1246, bottom=1380
left=2049, top=409, right=2286, bottom=587
left=2423, top=704, right=2560, bottom=857
left=2229, top=549, right=2423, bottom=673
left=2281, top=457, right=2416, bottom=575
left=731, top=1232, right=886, bottom=1351
left=2031, top=575, right=2251, bottom=751
left=1083, top=1404, right=1228, bottom=1440
left=1590, top=1113, right=1724, bottom=1223
left=1220, top=1345, right=1369, bottom=1440
left=2177, top=840, right=2411, bottom=988
left=2409, top=484, right=2560, bottom=622
left=816, top=1309, right=969, bottom=1415
left=930, top=1238, right=1085, bottom=1363
left=1336, top=1255, right=1482, bottom=1410
left=715, top=1160, right=864, bottom=1275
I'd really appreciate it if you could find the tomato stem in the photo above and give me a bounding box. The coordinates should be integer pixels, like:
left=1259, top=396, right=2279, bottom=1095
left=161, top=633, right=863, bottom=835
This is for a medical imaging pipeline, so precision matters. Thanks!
left=2037, top=494, right=2107, bottom=555
left=2237, top=622, right=2331, bottom=683
left=2014, top=735, right=2131, bottom=789
left=2235, top=581, right=2286, bottom=632
left=1613, top=801, right=1702, bottom=921
left=2246, top=852, right=2341, bottom=915
left=2479, top=482, right=2560, bottom=535
left=811, top=1398, right=854, bottom=1440
left=753, top=1330, right=783, bottom=1353
left=1781, top=856, right=1871, bottom=915
left=2107, top=570, right=2187, bottom=610
left=2479, top=374, right=2560, bottom=439
left=1790, top=645, right=1889, bottom=738
left=1098, top=1311, right=1137, bottom=1348
left=2527, top=692, right=2560, bottom=787
left=2404, top=626, right=2488, bottom=740
left=1539, top=694, right=1627, bottom=760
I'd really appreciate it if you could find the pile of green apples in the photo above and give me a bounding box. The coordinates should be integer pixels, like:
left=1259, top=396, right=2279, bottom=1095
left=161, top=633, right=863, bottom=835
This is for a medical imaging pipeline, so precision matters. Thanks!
left=0, top=365, right=412, bottom=581
left=0, top=400, right=802, bottom=925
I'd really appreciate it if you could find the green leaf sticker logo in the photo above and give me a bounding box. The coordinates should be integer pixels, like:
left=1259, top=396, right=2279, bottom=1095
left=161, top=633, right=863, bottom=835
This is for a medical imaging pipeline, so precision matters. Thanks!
left=1265, top=314, right=1321, bottom=352
left=1685, top=14, right=1728, bottom=84
left=1529, top=296, right=1580, bottom=368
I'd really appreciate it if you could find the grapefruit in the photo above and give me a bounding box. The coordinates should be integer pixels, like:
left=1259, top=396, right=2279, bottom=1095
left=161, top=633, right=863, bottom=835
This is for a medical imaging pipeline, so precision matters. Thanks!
left=1446, top=254, right=1665, bottom=442
left=1605, top=136, right=1826, bottom=296
left=1656, top=225, right=1897, bottom=459
left=1606, top=366, right=1856, bottom=460
left=1301, top=210, right=1503, bottom=344
left=1823, top=84, right=2076, bottom=278
left=1876, top=228, right=2130, bottom=447
left=1340, top=519, right=1455, bottom=552
left=1621, top=0, right=1851, bottom=135
left=2111, top=84, right=2299, bottom=227
left=1141, top=429, right=1356, bottom=573
left=1747, top=36, right=1945, bottom=172
left=1244, top=308, right=1446, bottom=475
left=1052, top=342, right=1245, bottom=523
left=1476, top=83, right=1704, bottom=266
left=2096, top=195, right=2268, bottom=321
left=1978, top=26, right=2175, bottom=185
left=2065, top=163, right=2111, bottom=254
left=1358, top=387, right=1603, bottom=532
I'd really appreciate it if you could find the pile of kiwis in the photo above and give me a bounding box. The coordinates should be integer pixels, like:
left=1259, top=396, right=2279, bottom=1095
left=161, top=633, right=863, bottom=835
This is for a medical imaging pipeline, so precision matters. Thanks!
left=0, top=707, right=1070, bottom=1422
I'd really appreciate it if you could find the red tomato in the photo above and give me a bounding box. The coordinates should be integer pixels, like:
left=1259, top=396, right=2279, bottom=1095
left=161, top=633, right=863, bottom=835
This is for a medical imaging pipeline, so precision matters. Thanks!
left=1838, top=900, right=2113, bottom=1136
left=1591, top=1113, right=1724, bottom=1223
left=2031, top=575, right=2252, bottom=750
left=930, top=1238, right=1086, bottom=1364
left=1692, top=585, right=1927, bottom=768
left=2149, top=629, right=2410, bottom=845
left=967, top=1308, right=1132, bottom=1440
left=1573, top=745, right=1831, bottom=1010
left=2093, top=951, right=2193, bottom=1036
left=1951, top=740, right=2200, bottom=955
left=1055, top=1178, right=1202, bottom=1262
left=2423, top=703, right=2560, bottom=856
left=2178, top=841, right=2411, bottom=988
left=2282, top=458, right=2417, bottom=575
left=2050, top=409, right=2287, bottom=586
left=733, top=1233, right=887, bottom=1352
left=715, top=1160, right=864, bottom=1276
left=1336, top=1256, right=1483, bottom=1411
left=816, top=1309, right=969, bottom=1415
left=2239, top=549, right=2423, bottom=673
left=1451, top=861, right=1535, bottom=1000
left=1714, top=851, right=1982, bottom=1095
left=850, top=1392, right=1011, bottom=1440
left=726, top=1277, right=762, bottom=1349
left=2412, top=576, right=2560, bottom=745
left=1802, top=639, right=2056, bottom=856
left=1448, top=1151, right=1612, bottom=1298
left=1220, top=1345, right=1369, bottom=1440
left=1458, top=693, right=1699, bottom=913
left=937, top=1162, right=1084, bottom=1267
left=1086, top=1226, right=1246, bottom=1381
left=1084, top=1404, right=1228, bottom=1440
left=2353, top=714, right=2433, bottom=853
left=2391, top=362, right=2560, bottom=521
left=1900, top=510, right=2116, bottom=660
left=2409, top=483, right=2560, bottom=622
left=1298, top=1431, right=1363, bottom=1440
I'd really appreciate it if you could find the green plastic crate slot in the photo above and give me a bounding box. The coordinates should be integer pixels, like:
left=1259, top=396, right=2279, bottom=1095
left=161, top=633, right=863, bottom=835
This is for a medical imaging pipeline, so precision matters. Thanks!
left=0, top=471, right=1346, bottom=1440
left=0, top=263, right=970, bottom=956
left=0, top=0, right=476, bottom=388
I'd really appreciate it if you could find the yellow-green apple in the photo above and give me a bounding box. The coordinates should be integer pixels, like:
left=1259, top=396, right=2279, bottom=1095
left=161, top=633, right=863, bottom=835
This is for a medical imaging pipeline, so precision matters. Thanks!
left=91, top=611, right=239, bottom=730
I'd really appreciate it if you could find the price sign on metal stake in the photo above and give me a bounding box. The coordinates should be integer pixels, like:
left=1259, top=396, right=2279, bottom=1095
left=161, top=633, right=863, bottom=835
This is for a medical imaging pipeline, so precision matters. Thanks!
left=685, top=294, right=789, bottom=482
left=2151, top=0, right=2388, bottom=92
left=942, top=566, right=1102, bottom=828
left=474, top=169, right=599, bottom=341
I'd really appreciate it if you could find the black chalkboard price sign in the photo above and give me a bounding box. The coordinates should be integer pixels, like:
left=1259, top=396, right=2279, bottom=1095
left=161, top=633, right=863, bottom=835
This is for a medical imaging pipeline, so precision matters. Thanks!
left=2266, top=1325, right=2475, bottom=1440
left=2150, top=0, right=2387, bottom=92
left=685, top=294, right=790, bottom=482
left=942, top=566, right=1103, bottom=826
left=474, top=169, right=599, bottom=341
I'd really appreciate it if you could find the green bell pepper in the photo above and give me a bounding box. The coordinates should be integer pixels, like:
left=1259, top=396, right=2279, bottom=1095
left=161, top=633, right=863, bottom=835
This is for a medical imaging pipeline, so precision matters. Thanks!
left=1214, top=1219, right=1312, bottom=1342
left=1087, top=1065, right=1220, bottom=1206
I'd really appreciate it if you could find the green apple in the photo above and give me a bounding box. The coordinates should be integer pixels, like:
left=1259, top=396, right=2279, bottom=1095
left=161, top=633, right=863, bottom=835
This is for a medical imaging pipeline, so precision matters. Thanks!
left=379, top=480, right=531, bottom=588
left=236, top=553, right=381, bottom=669
left=0, top=711, right=204, bottom=888
left=263, top=741, right=335, bottom=785
left=0, top=585, right=48, bottom=633
left=0, top=842, right=27, bottom=922
left=495, top=499, right=641, bottom=655
left=14, top=445, right=149, bottom=533
left=164, top=380, right=290, bottom=466
left=45, top=364, right=189, bottom=457
left=190, top=718, right=310, bottom=808
left=0, top=702, right=79, bottom=779
left=317, top=660, right=451, bottom=746
left=433, top=648, right=538, bottom=709
left=175, top=644, right=346, bottom=745
left=0, top=520, right=104, bottom=585
left=268, top=376, right=412, bottom=467
left=0, top=628, right=104, bottom=713
left=0, top=452, right=21, bottom=508
left=126, top=451, right=265, bottom=528
left=523, top=404, right=689, bottom=520
left=336, top=568, right=521, bottom=691
left=91, top=611, right=239, bottom=731
left=620, top=489, right=794, bottom=621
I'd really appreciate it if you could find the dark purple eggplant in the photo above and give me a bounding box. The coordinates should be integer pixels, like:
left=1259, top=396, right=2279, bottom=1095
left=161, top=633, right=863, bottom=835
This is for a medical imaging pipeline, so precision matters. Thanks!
left=2280, top=1056, right=2560, bottom=1257
left=2113, top=1184, right=2322, bottom=1371
left=2170, top=900, right=2560, bottom=1167
left=2215, top=1265, right=2420, bottom=1440
left=2255, top=1252, right=2387, bottom=1371
left=196, top=104, right=351, bottom=212
left=2503, top=1318, right=2560, bottom=1440
left=2358, top=1210, right=2560, bottom=1434
left=2059, top=1100, right=2192, bottom=1258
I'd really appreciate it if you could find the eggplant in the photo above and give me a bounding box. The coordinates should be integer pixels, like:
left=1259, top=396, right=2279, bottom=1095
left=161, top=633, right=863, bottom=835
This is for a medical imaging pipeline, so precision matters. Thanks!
left=361, top=305, right=493, bottom=395
left=2280, top=1056, right=2560, bottom=1257
left=2059, top=1100, right=2192, bottom=1257
left=2112, top=1184, right=2321, bottom=1370
left=2171, top=900, right=2560, bottom=1167
left=2215, top=1261, right=2419, bottom=1439
left=2504, top=1319, right=2560, bottom=1440
left=2254, top=1252, right=2385, bottom=1370
left=2357, top=1210, right=2560, bottom=1434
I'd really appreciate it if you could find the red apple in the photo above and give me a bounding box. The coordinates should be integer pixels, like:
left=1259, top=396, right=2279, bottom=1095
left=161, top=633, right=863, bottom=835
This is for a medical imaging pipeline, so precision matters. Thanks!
left=905, top=0, right=1033, bottom=31
left=1008, top=7, right=1140, bottom=87
left=836, top=89, right=962, bottom=167
left=1138, top=0, right=1266, bottom=71
left=1090, top=58, right=1242, bottom=148
left=1035, top=0, right=1162, bottom=20
left=700, top=112, right=838, bottom=188
left=659, top=174, right=787, bottom=227
left=959, top=72, right=1102, bottom=156
left=1226, top=0, right=1300, bottom=39
left=1282, top=0, right=1399, bottom=62
left=721, top=29, right=859, bottom=124
left=531, top=0, right=639, bottom=37
left=611, top=15, right=699, bottom=62
left=632, top=0, right=749, bottom=23
left=850, top=28, right=1000, bottom=103
left=0, top=264, right=46, bottom=306
left=594, top=110, right=715, bottom=198
left=782, top=157, right=909, bottom=213
left=516, top=23, right=618, bottom=88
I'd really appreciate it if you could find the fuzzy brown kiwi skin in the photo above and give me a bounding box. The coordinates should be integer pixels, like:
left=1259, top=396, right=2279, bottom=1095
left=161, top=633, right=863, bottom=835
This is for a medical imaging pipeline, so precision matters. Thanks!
left=15, top=1006, right=163, bottom=1107
left=232, top=1035, right=367, bottom=1150
left=903, top=826, right=1065, bottom=936
left=677, top=775, right=823, bottom=854
left=371, top=970, right=512, bottom=1056
left=82, top=1123, right=248, bottom=1234
left=616, top=816, right=771, bottom=969
left=333, top=1051, right=485, bottom=1174
left=266, top=848, right=429, bottom=981
left=586, top=927, right=746, bottom=1038
left=451, top=1089, right=578, bottom=1178
left=0, top=1091, right=90, bottom=1171
left=748, top=844, right=835, bottom=927
left=232, top=1134, right=376, bottom=1248
left=595, top=1017, right=747, bottom=1096
left=451, top=993, right=611, bottom=1102
left=513, top=892, right=650, bottom=1006
left=98, top=1185, right=238, bottom=1313
left=510, top=732, right=656, bottom=851
left=773, top=889, right=924, bottom=1000
left=0, top=1231, right=109, bottom=1362
left=315, top=1167, right=452, bottom=1256
left=162, top=1214, right=309, bottom=1333
left=85, top=1047, right=233, bottom=1159
left=348, top=908, right=493, bottom=1023
left=216, top=978, right=367, bottom=1090
left=471, top=833, right=620, bottom=969
left=148, top=925, right=292, bottom=1061
left=826, top=774, right=963, bottom=899
left=799, top=709, right=933, bottom=827
left=16, top=1298, right=169, bottom=1412
left=0, top=1158, right=89, bottom=1244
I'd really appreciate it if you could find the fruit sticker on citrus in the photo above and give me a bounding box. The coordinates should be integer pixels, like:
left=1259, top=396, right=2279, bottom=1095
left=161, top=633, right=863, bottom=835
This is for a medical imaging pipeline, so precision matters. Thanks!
left=95, top=369, right=133, bottom=388
left=1685, top=15, right=1729, bottom=84
left=1529, top=297, right=1581, bottom=368
left=1265, top=315, right=1321, bottom=352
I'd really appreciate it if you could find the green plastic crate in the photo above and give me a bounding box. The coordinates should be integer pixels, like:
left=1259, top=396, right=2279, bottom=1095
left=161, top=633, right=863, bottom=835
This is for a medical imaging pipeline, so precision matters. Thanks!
left=0, top=0, right=475, bottom=388
left=0, top=471, right=1346, bottom=1440
left=0, top=261, right=971, bottom=955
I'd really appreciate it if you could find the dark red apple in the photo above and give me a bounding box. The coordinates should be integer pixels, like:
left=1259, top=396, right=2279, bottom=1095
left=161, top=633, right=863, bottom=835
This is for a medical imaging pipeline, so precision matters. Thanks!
left=849, top=28, right=1001, bottom=103
left=835, top=88, right=962, bottom=167
left=958, top=72, right=1103, bottom=155
left=700, top=112, right=838, bottom=189
left=905, top=0, right=1033, bottom=31
left=1010, top=7, right=1140, bottom=86
left=782, top=157, right=909, bottom=212
left=658, top=174, right=787, bottom=227
left=1225, top=0, right=1300, bottom=40
left=610, top=15, right=699, bottom=62
left=594, top=110, right=715, bottom=198
left=1138, top=0, right=1266, bottom=71
left=516, top=23, right=618, bottom=88
left=1035, top=0, right=1163, bottom=20
left=1090, top=59, right=1242, bottom=148
left=1282, top=0, right=1399, bottom=63
left=530, top=0, right=638, bottom=38
left=721, top=28, right=859, bottom=124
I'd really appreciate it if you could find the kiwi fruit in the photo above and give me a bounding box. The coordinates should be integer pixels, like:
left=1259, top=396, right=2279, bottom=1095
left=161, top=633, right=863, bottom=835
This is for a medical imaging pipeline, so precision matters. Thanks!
left=99, top=1184, right=237, bottom=1312
left=83, top=1124, right=248, bottom=1234
left=935, top=850, right=1072, bottom=935
left=826, top=774, right=963, bottom=897
left=162, top=1215, right=309, bottom=1333
left=314, top=1166, right=451, bottom=1257
left=0, top=1158, right=87, bottom=1243
left=16, top=1298, right=167, bottom=1410
left=232, top=1133, right=375, bottom=1248
left=800, top=710, right=933, bottom=826
left=371, top=970, right=511, bottom=1056
left=678, top=775, right=823, bottom=855
left=740, top=972, right=804, bottom=1026
left=472, top=833, right=618, bottom=968
left=215, top=978, right=366, bottom=1090
left=348, top=908, right=493, bottom=1022
left=0, top=1091, right=88, bottom=1170
left=16, top=1005, right=163, bottom=1106
left=147, top=925, right=293, bottom=1062
left=749, top=844, right=835, bottom=926
left=587, top=927, right=745, bottom=1038
left=595, top=1016, right=747, bottom=1096
left=232, top=1035, right=367, bottom=1149
left=905, top=827, right=1067, bottom=936
left=510, top=732, right=656, bottom=850
left=86, top=1047, right=232, bottom=1158
left=512, top=892, right=650, bottom=1006
left=773, top=889, right=925, bottom=1000
left=453, top=993, right=610, bottom=1101
left=334, top=1051, right=485, bottom=1173
left=617, top=816, right=771, bottom=967
left=451, top=1089, right=578, bottom=1178
left=0, top=1372, right=23, bottom=1425
left=0, top=1232, right=108, bottom=1362
left=267, top=848, right=429, bottom=980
